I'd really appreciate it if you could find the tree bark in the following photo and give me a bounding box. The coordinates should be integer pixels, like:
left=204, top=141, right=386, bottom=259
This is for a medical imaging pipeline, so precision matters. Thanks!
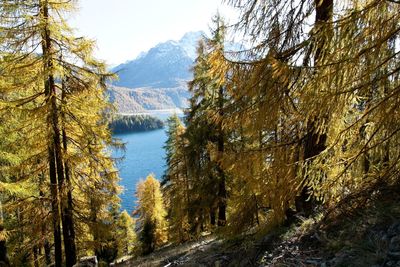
left=40, top=1, right=78, bottom=265
left=47, top=147, right=62, bottom=267
left=296, top=0, right=332, bottom=216
left=40, top=0, right=63, bottom=265
left=44, top=238, right=52, bottom=266
left=217, top=85, right=227, bottom=226
left=61, top=81, right=77, bottom=267
left=39, top=172, right=52, bottom=266
left=210, top=208, right=216, bottom=226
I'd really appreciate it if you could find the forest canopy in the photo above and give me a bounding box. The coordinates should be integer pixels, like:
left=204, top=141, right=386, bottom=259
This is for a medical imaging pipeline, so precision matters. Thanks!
left=162, top=0, right=400, bottom=240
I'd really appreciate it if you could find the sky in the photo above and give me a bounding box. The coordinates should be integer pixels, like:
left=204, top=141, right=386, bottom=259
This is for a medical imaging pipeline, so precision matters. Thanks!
left=69, top=0, right=237, bottom=66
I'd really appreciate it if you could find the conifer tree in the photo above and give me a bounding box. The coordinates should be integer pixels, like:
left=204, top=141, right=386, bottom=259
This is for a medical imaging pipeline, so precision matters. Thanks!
left=0, top=55, right=52, bottom=265
left=136, top=174, right=168, bottom=254
left=116, top=210, right=137, bottom=257
left=163, top=115, right=190, bottom=242
left=219, top=0, right=400, bottom=230
left=0, top=0, right=121, bottom=265
left=294, top=0, right=333, bottom=216
left=183, top=17, right=230, bottom=232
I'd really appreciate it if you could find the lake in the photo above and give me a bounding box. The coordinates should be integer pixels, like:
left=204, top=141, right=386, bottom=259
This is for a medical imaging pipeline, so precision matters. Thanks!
left=113, top=109, right=182, bottom=213
left=114, top=129, right=167, bottom=213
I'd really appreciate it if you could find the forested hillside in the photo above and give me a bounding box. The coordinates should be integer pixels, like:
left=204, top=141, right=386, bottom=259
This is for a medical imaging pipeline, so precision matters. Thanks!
left=0, top=0, right=399, bottom=266
left=110, top=115, right=164, bottom=134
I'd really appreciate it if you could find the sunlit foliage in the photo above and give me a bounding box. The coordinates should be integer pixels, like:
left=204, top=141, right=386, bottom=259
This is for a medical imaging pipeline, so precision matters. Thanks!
left=136, top=174, right=168, bottom=254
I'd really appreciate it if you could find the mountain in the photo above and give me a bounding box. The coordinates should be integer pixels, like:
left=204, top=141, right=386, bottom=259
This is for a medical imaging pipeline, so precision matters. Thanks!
left=108, top=32, right=204, bottom=113
left=108, top=85, right=190, bottom=113
left=112, top=31, right=203, bottom=89
left=108, top=31, right=243, bottom=113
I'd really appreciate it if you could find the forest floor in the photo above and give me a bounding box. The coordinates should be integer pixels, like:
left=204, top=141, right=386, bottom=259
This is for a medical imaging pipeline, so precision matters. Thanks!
left=113, top=183, right=400, bottom=267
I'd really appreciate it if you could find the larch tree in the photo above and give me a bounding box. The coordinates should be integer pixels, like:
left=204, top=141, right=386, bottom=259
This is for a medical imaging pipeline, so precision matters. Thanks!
left=217, top=0, right=400, bottom=231
left=160, top=0, right=399, bottom=236
left=0, top=52, right=53, bottom=265
left=135, top=174, right=168, bottom=255
left=163, top=114, right=190, bottom=242
left=183, top=17, right=231, bottom=232
left=185, top=39, right=219, bottom=233
left=0, top=0, right=121, bottom=265
left=116, top=210, right=137, bottom=257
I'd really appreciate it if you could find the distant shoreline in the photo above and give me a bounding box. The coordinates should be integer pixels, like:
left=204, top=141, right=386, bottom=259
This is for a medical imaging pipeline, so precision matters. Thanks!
left=118, top=108, right=184, bottom=116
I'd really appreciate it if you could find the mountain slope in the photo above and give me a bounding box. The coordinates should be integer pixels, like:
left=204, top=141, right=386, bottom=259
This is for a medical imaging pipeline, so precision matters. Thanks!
left=108, top=85, right=190, bottom=113
left=112, top=31, right=203, bottom=89
left=108, top=31, right=243, bottom=113
left=112, top=184, right=400, bottom=267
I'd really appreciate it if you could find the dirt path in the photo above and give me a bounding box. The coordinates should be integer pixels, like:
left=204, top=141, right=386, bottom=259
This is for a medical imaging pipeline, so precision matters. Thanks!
left=112, top=235, right=219, bottom=267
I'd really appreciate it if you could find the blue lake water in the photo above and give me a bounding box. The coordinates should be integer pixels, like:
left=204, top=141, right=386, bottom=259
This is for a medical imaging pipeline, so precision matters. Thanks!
left=113, top=109, right=183, bottom=213
left=114, top=129, right=167, bottom=213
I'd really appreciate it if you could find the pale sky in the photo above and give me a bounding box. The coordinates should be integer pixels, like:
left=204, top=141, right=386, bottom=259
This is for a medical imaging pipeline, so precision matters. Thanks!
left=69, top=0, right=236, bottom=66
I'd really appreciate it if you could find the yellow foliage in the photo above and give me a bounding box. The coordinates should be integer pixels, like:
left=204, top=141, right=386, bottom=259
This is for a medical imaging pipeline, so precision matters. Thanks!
left=136, top=174, right=168, bottom=248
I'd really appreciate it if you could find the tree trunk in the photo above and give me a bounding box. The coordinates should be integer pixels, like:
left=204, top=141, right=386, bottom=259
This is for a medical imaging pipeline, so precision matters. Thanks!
left=297, top=0, right=332, bottom=216
left=61, top=81, right=77, bottom=267
left=0, top=222, right=10, bottom=266
left=314, top=0, right=333, bottom=62
left=47, top=147, right=62, bottom=267
left=89, top=198, right=100, bottom=257
left=297, top=121, right=327, bottom=216
left=217, top=85, right=227, bottom=226
left=33, top=246, right=39, bottom=267
left=44, top=239, right=51, bottom=266
left=217, top=175, right=226, bottom=226
left=39, top=172, right=52, bottom=266
left=210, top=208, right=216, bottom=226
left=40, top=1, right=63, bottom=265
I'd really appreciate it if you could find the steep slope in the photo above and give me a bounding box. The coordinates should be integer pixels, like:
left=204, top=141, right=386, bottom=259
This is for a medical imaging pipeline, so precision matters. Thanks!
left=112, top=32, right=202, bottom=89
left=108, top=85, right=190, bottom=113
left=113, top=184, right=400, bottom=267
left=108, top=86, right=145, bottom=113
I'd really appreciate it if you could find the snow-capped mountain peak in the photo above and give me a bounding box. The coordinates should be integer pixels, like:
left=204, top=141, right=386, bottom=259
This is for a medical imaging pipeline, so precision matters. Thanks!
left=112, top=31, right=203, bottom=89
